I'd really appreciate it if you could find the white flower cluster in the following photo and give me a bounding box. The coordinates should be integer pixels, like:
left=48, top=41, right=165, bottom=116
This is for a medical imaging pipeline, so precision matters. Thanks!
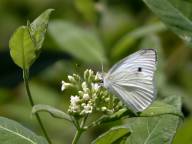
left=69, top=96, right=80, bottom=112
left=61, top=69, right=122, bottom=116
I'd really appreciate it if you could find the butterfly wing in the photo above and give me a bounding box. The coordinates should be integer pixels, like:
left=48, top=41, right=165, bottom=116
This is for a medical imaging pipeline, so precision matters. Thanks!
left=104, top=49, right=157, bottom=112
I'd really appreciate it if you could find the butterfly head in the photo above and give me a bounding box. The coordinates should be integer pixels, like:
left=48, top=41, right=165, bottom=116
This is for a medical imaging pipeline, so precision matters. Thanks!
left=95, top=72, right=110, bottom=88
left=94, top=71, right=102, bottom=83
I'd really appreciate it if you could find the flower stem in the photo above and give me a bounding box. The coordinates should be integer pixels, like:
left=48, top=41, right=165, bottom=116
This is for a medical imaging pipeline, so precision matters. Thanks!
left=72, top=116, right=88, bottom=144
left=23, top=69, right=52, bottom=144
left=72, top=129, right=83, bottom=144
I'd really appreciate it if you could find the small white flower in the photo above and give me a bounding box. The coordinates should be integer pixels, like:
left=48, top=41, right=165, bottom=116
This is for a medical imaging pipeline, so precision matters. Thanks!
left=70, top=95, right=80, bottom=105
left=88, top=69, right=94, bottom=76
left=73, top=74, right=80, bottom=81
left=70, top=105, right=80, bottom=113
left=68, top=75, right=75, bottom=82
left=83, top=104, right=93, bottom=114
left=78, top=91, right=84, bottom=96
left=81, top=103, right=86, bottom=107
left=82, top=82, right=89, bottom=92
left=61, top=81, right=65, bottom=91
left=61, top=80, right=72, bottom=91
left=84, top=88, right=89, bottom=93
left=105, top=97, right=110, bottom=102
left=101, top=106, right=107, bottom=111
left=91, top=83, right=100, bottom=91
left=107, top=109, right=114, bottom=114
left=95, top=72, right=102, bottom=81
left=82, top=82, right=87, bottom=91
left=83, top=94, right=90, bottom=100
left=92, top=93, right=97, bottom=99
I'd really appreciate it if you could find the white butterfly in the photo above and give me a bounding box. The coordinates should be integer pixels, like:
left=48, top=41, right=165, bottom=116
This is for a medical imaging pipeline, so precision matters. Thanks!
left=103, top=49, right=157, bottom=113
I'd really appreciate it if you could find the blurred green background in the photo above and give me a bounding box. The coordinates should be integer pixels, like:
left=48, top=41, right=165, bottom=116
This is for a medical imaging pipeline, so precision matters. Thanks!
left=0, top=0, right=192, bottom=144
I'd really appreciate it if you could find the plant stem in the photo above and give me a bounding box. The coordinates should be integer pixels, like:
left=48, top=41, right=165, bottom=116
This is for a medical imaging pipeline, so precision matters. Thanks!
left=72, top=116, right=88, bottom=144
left=23, top=69, right=52, bottom=144
left=72, top=129, right=83, bottom=144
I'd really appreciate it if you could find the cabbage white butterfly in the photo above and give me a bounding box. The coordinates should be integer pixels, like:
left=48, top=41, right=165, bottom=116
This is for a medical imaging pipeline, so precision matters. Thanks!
left=103, top=49, right=157, bottom=112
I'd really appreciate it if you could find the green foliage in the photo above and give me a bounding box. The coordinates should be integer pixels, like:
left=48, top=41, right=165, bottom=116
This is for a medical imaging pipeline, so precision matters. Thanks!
left=9, top=26, right=36, bottom=69
left=2, top=0, right=192, bottom=144
left=9, top=9, right=53, bottom=70
left=49, top=20, right=106, bottom=63
left=173, top=117, right=192, bottom=144
left=92, top=126, right=130, bottom=144
left=8, top=9, right=54, bottom=144
left=85, top=95, right=182, bottom=130
left=125, top=115, right=180, bottom=144
left=30, top=9, right=54, bottom=52
left=140, top=96, right=182, bottom=117
left=0, top=116, right=48, bottom=144
left=32, top=104, right=71, bottom=122
left=111, top=22, right=166, bottom=59
left=143, top=0, right=192, bottom=46
left=127, top=92, right=182, bottom=144
left=74, top=0, right=97, bottom=23
left=92, top=95, right=182, bottom=144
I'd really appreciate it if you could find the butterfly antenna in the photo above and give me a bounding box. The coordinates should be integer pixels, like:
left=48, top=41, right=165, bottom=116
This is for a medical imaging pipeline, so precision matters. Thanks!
left=98, top=61, right=104, bottom=85
left=101, top=62, right=104, bottom=74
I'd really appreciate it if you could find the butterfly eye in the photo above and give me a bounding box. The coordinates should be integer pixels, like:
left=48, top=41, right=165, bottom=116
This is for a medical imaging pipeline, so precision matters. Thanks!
left=138, top=67, right=142, bottom=72
left=100, top=79, right=104, bottom=83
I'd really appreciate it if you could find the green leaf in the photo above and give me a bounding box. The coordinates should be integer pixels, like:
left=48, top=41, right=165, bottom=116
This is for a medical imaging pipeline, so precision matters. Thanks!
left=91, top=96, right=182, bottom=144
left=86, top=108, right=131, bottom=129
left=0, top=116, right=48, bottom=144
left=9, top=9, right=53, bottom=69
left=125, top=114, right=181, bottom=144
left=9, top=26, right=36, bottom=69
left=140, top=95, right=183, bottom=118
left=30, top=9, right=54, bottom=52
left=92, top=126, right=130, bottom=144
left=161, top=95, right=182, bottom=112
left=49, top=20, right=106, bottom=63
left=140, top=100, right=183, bottom=117
left=111, top=22, right=166, bottom=58
left=89, top=95, right=182, bottom=128
left=74, top=0, right=97, bottom=23
left=143, top=0, right=192, bottom=46
left=173, top=117, right=192, bottom=144
left=32, top=104, right=72, bottom=122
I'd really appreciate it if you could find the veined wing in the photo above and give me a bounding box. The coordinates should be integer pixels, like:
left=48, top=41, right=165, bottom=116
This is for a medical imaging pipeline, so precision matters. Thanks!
left=107, top=49, right=157, bottom=77
left=104, top=49, right=157, bottom=112
left=109, top=76, right=156, bottom=112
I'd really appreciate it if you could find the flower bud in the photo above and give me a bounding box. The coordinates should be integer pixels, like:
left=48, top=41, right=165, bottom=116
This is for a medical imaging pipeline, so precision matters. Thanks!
left=61, top=80, right=72, bottom=91
left=82, top=82, right=87, bottom=90
left=95, top=72, right=102, bottom=81
left=84, top=69, right=89, bottom=80
left=101, top=106, right=107, bottom=111
left=83, top=94, right=90, bottom=101
left=73, top=74, right=81, bottom=81
left=70, top=95, right=80, bottom=105
left=105, top=97, right=110, bottom=102
left=91, top=83, right=100, bottom=91
left=82, top=82, right=89, bottom=92
left=68, top=75, right=75, bottom=83
left=88, top=69, right=94, bottom=76
left=81, top=103, right=86, bottom=107
left=83, top=104, right=93, bottom=114
left=78, top=91, right=84, bottom=96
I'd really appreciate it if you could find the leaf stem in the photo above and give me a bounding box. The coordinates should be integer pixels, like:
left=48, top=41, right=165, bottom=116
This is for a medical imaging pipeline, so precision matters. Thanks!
left=23, top=69, right=52, bottom=144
